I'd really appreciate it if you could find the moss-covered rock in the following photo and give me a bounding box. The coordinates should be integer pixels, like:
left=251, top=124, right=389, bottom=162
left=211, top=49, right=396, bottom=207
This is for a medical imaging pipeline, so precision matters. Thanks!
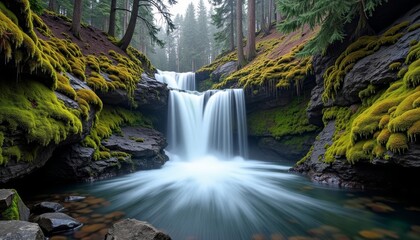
left=297, top=5, right=420, bottom=189
left=0, top=189, right=29, bottom=221
left=0, top=0, right=168, bottom=183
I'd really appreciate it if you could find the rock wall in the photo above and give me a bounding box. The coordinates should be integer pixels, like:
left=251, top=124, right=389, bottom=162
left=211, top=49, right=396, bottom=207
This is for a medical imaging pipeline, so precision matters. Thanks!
left=295, top=5, right=420, bottom=189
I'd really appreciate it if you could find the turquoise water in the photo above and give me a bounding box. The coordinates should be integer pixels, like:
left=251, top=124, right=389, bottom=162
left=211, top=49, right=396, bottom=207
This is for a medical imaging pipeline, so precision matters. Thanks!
left=37, top=156, right=420, bottom=240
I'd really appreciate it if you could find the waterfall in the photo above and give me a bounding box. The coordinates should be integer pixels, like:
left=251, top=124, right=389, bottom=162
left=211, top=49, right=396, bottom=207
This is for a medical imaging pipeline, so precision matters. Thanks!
left=155, top=70, right=196, bottom=91
left=155, top=70, right=248, bottom=160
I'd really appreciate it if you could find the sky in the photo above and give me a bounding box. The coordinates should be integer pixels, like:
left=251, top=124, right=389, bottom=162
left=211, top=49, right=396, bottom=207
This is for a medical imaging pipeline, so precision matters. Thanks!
left=168, top=0, right=211, bottom=17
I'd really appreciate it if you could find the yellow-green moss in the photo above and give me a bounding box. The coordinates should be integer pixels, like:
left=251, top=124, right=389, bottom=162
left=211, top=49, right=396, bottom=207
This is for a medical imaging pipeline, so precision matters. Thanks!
left=213, top=40, right=312, bottom=97
left=389, top=62, right=402, bottom=71
left=386, top=133, right=408, bottom=153
left=322, top=21, right=412, bottom=102
left=408, top=23, right=420, bottom=32
left=82, top=106, right=152, bottom=160
left=297, top=145, right=314, bottom=165
left=0, top=4, right=57, bottom=89
left=129, top=136, right=144, bottom=142
left=0, top=80, right=83, bottom=164
left=248, top=98, right=319, bottom=139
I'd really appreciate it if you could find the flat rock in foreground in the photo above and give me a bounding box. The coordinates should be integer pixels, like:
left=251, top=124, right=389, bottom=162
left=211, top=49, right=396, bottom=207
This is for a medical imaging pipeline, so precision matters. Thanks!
left=105, top=219, right=171, bottom=240
left=0, top=221, right=44, bottom=240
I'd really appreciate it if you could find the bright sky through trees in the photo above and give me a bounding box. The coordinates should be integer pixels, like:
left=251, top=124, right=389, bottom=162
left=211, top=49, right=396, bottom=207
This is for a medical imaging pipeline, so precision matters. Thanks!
left=169, top=0, right=211, bottom=16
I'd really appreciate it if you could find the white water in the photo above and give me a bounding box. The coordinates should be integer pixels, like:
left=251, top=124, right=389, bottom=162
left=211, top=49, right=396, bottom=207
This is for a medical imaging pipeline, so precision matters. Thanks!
left=92, top=71, right=350, bottom=239
left=155, top=70, right=196, bottom=91
left=167, top=89, right=248, bottom=160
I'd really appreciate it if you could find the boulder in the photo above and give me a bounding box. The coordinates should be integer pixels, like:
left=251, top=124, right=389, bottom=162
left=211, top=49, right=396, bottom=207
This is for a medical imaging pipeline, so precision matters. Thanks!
left=0, top=189, right=14, bottom=210
left=0, top=221, right=44, bottom=240
left=43, top=144, right=128, bottom=182
left=105, top=219, right=171, bottom=240
left=0, top=189, right=29, bottom=221
left=211, top=61, right=237, bottom=82
left=34, top=212, right=81, bottom=234
left=97, top=74, right=169, bottom=111
left=103, top=127, right=169, bottom=170
left=31, top=202, right=64, bottom=215
left=0, top=74, right=97, bottom=184
left=103, top=127, right=167, bottom=158
left=134, top=74, right=169, bottom=111
left=43, top=126, right=168, bottom=182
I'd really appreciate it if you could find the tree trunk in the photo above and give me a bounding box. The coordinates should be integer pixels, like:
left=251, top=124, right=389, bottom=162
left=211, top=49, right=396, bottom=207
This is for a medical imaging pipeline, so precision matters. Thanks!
left=236, top=0, right=245, bottom=68
left=108, top=0, right=116, bottom=36
left=245, top=0, right=256, bottom=61
left=71, top=0, right=82, bottom=39
left=260, top=0, right=266, bottom=32
left=48, top=0, right=57, bottom=12
left=267, top=0, right=273, bottom=31
left=229, top=0, right=235, bottom=51
left=123, top=0, right=130, bottom=32
left=119, top=0, right=140, bottom=51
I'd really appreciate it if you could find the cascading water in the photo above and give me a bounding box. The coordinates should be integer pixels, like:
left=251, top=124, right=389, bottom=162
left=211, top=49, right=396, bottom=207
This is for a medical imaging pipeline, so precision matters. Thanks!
left=155, top=70, right=196, bottom=91
left=167, top=89, right=248, bottom=160
left=87, top=71, right=383, bottom=239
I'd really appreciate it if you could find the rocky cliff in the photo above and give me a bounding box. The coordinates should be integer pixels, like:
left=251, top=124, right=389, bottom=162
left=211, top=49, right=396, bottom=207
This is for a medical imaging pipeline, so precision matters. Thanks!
left=294, top=5, right=420, bottom=189
left=0, top=0, right=169, bottom=184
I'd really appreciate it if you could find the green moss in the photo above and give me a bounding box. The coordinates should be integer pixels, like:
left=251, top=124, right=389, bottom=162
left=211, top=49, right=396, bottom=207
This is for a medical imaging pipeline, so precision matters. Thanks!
left=213, top=42, right=312, bottom=97
left=403, top=58, right=420, bottom=87
left=0, top=2, right=18, bottom=24
left=1, top=190, right=21, bottom=220
left=129, top=136, right=144, bottom=142
left=386, top=133, right=408, bottom=153
left=83, top=106, right=151, bottom=160
left=408, top=23, right=420, bottom=32
left=0, top=80, right=83, bottom=164
left=3, top=146, right=22, bottom=162
left=297, top=145, right=313, bottom=165
left=248, top=97, right=319, bottom=139
left=389, top=62, right=402, bottom=71
left=322, top=21, right=412, bottom=102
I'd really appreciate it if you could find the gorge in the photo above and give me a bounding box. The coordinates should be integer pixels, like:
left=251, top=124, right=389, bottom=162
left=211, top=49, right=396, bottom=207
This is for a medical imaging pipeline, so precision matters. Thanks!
left=0, top=0, right=419, bottom=239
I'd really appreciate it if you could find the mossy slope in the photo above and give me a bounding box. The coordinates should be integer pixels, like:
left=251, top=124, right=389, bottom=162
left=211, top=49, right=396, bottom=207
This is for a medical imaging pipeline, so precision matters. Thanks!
left=0, top=0, right=157, bottom=170
left=197, top=30, right=315, bottom=97
left=315, top=20, right=420, bottom=164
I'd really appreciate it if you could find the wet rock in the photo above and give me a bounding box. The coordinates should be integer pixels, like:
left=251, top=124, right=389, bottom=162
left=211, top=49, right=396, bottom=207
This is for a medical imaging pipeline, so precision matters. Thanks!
left=0, top=220, right=44, bottom=240
left=105, top=219, right=171, bottom=240
left=251, top=133, right=318, bottom=162
left=211, top=61, right=237, bottom=82
left=0, top=74, right=97, bottom=184
left=45, top=125, right=168, bottom=182
left=103, top=127, right=167, bottom=158
left=0, top=189, right=14, bottom=209
left=134, top=74, right=169, bottom=111
left=43, top=144, right=126, bottom=182
left=31, top=202, right=64, bottom=215
left=34, top=212, right=82, bottom=234
left=0, top=189, right=30, bottom=221
left=97, top=74, right=169, bottom=111
left=65, top=196, right=86, bottom=202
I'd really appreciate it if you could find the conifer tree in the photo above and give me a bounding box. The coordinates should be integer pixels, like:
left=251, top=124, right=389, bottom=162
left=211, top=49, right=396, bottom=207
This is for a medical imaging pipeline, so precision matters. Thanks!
left=276, top=0, right=387, bottom=55
left=196, top=0, right=210, bottom=67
